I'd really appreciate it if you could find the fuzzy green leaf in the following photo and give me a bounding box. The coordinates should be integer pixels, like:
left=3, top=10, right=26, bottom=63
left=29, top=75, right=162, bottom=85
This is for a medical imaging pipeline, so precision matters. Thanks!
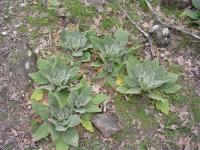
left=114, top=28, right=129, bottom=47
left=86, top=104, right=102, bottom=113
left=126, top=87, right=141, bottom=94
left=54, top=91, right=69, bottom=109
left=181, top=10, right=199, bottom=19
left=81, top=119, right=94, bottom=132
left=31, top=101, right=49, bottom=120
left=148, top=92, right=165, bottom=102
left=155, top=99, right=169, bottom=115
left=49, top=126, right=60, bottom=142
left=29, top=72, right=48, bottom=84
left=192, top=0, right=200, bottom=10
left=32, top=123, right=50, bottom=141
left=162, top=84, right=181, bottom=94
left=92, top=94, right=108, bottom=104
left=68, top=115, right=81, bottom=127
left=116, top=86, right=128, bottom=94
left=56, top=140, right=69, bottom=150
left=30, top=89, right=44, bottom=101
left=62, top=128, right=79, bottom=147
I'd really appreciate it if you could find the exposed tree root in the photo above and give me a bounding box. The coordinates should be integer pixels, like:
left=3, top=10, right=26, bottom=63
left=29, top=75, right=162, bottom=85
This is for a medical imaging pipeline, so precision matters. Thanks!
left=119, top=5, right=155, bottom=59
left=145, top=0, right=200, bottom=41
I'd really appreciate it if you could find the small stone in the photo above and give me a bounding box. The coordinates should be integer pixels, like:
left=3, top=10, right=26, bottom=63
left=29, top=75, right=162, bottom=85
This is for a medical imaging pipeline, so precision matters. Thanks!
left=25, top=62, right=30, bottom=70
left=92, top=113, right=122, bottom=138
left=1, top=31, right=7, bottom=35
left=149, top=24, right=171, bottom=47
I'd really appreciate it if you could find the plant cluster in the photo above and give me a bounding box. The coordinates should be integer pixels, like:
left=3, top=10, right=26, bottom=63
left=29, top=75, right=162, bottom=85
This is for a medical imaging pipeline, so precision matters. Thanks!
left=116, top=59, right=181, bottom=115
left=30, top=28, right=181, bottom=150
left=29, top=56, right=108, bottom=150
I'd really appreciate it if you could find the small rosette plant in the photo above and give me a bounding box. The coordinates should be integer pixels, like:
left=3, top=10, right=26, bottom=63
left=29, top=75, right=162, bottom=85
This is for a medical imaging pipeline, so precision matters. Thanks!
left=90, top=29, right=135, bottom=85
left=61, top=31, right=92, bottom=61
left=31, top=81, right=108, bottom=150
left=116, top=59, right=181, bottom=115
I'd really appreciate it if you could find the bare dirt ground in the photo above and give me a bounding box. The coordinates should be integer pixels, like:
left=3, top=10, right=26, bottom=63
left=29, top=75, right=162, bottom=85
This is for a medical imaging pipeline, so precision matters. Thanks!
left=0, top=0, right=36, bottom=149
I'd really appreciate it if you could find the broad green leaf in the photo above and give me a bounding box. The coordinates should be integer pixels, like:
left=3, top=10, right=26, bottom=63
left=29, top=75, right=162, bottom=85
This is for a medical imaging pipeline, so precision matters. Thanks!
left=92, top=94, right=108, bottom=104
left=155, top=99, right=169, bottom=115
left=81, top=120, right=94, bottom=132
left=81, top=51, right=91, bottom=62
left=32, top=123, right=50, bottom=141
left=97, top=70, right=108, bottom=79
left=148, top=92, right=165, bottom=102
left=62, top=128, right=79, bottom=147
left=30, top=89, right=44, bottom=101
left=49, top=0, right=60, bottom=8
left=124, top=76, right=138, bottom=88
left=48, top=126, right=60, bottom=141
left=116, top=86, right=128, bottom=94
left=91, top=61, right=102, bottom=67
left=114, top=28, right=129, bottom=47
left=54, top=91, right=69, bottom=109
left=181, top=10, right=199, bottom=20
left=38, top=108, right=50, bottom=121
left=31, top=101, right=49, bottom=120
left=56, top=140, right=69, bottom=150
left=72, top=51, right=83, bottom=57
left=37, top=58, right=52, bottom=71
left=126, top=62, right=136, bottom=76
left=86, top=104, right=102, bottom=113
left=162, top=84, right=181, bottom=94
left=29, top=72, right=48, bottom=84
left=126, top=87, right=141, bottom=94
left=107, top=75, right=116, bottom=87
left=192, top=0, right=200, bottom=10
left=68, top=67, right=79, bottom=78
left=81, top=113, right=93, bottom=121
left=68, top=115, right=81, bottom=127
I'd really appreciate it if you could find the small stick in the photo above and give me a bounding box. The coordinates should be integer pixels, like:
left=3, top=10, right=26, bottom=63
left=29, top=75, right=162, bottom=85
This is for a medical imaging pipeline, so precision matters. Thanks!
left=144, top=0, right=200, bottom=40
left=119, top=5, right=155, bottom=59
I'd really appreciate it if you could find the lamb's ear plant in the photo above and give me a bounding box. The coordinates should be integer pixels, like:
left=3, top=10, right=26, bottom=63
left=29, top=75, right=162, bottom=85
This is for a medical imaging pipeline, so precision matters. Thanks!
left=29, top=55, right=80, bottom=93
left=31, top=80, right=108, bottom=150
left=90, top=28, right=136, bottom=86
left=116, top=59, right=181, bottom=115
left=61, top=30, right=92, bottom=62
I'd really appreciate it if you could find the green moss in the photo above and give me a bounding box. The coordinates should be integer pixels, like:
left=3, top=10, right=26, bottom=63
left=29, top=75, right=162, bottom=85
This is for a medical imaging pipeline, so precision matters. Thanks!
left=139, top=0, right=148, bottom=10
left=25, top=1, right=58, bottom=28
left=191, top=98, right=200, bottom=123
left=100, top=17, right=119, bottom=29
left=63, top=0, right=96, bottom=18
left=162, top=6, right=182, bottom=19
left=113, top=96, right=157, bottom=143
left=0, top=35, right=4, bottom=44
left=164, top=113, right=179, bottom=127
left=30, top=30, right=41, bottom=39
left=18, top=25, right=28, bottom=33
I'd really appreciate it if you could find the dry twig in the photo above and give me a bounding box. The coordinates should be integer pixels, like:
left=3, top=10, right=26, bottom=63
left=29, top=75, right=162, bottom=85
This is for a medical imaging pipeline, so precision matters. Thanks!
left=119, top=5, right=155, bottom=59
left=144, top=0, right=200, bottom=41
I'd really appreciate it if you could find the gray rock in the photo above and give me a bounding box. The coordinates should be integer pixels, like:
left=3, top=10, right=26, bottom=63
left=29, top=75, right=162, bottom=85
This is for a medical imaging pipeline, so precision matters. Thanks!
left=162, top=0, right=191, bottom=9
left=91, top=113, right=122, bottom=138
left=149, top=24, right=171, bottom=47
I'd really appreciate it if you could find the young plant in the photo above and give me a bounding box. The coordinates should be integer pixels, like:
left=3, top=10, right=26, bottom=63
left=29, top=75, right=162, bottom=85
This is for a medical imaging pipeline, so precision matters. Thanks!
left=29, top=55, right=79, bottom=92
left=90, top=29, right=134, bottom=86
left=181, top=0, right=200, bottom=26
left=116, top=59, right=181, bottom=115
left=61, top=30, right=92, bottom=60
left=31, top=81, right=108, bottom=150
